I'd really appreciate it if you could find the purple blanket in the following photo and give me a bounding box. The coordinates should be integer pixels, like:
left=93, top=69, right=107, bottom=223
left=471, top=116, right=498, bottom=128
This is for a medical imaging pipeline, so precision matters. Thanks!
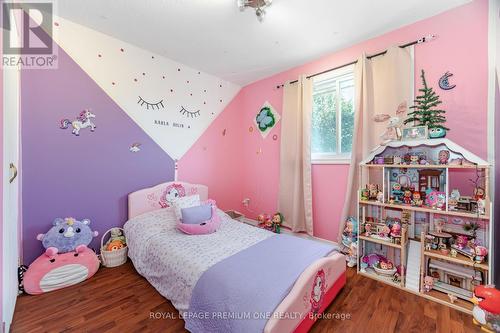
left=184, top=234, right=336, bottom=333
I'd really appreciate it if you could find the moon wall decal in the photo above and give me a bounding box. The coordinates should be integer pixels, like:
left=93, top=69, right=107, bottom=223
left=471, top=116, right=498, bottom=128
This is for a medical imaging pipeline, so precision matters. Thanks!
left=438, top=71, right=456, bottom=90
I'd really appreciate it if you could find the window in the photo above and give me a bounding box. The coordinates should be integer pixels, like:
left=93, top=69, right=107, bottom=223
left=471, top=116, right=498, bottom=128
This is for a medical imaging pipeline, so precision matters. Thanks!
left=311, top=66, right=355, bottom=164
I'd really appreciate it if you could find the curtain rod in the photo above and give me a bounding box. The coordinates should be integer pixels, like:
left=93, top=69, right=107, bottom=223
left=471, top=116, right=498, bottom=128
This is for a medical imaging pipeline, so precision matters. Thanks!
left=276, top=34, right=436, bottom=89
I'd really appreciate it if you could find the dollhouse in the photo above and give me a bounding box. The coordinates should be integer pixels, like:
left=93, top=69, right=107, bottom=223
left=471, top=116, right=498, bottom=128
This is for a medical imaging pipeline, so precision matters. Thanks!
left=357, top=138, right=491, bottom=314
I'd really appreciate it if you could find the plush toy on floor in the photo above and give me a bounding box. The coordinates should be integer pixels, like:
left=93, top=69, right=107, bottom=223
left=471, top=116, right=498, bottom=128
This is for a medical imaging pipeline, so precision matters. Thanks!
left=471, top=285, right=500, bottom=332
left=37, top=217, right=99, bottom=255
left=22, top=217, right=100, bottom=295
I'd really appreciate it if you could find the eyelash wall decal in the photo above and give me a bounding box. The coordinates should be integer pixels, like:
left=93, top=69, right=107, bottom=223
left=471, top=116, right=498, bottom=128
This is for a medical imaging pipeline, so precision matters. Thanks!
left=137, top=96, right=164, bottom=110
left=179, top=106, right=201, bottom=118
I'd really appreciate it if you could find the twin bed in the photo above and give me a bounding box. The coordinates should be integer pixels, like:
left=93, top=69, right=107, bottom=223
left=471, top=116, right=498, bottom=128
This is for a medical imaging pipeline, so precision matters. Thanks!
left=124, top=181, right=346, bottom=333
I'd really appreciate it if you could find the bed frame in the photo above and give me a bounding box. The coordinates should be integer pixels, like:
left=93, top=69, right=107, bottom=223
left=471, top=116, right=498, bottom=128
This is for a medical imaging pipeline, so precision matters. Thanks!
left=128, top=181, right=346, bottom=333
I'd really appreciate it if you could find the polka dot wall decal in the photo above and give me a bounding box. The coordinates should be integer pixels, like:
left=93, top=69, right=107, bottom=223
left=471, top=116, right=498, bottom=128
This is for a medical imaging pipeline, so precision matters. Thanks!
left=187, top=80, right=190, bottom=83
left=177, top=68, right=181, bottom=71
left=98, top=54, right=102, bottom=58
left=219, top=84, right=222, bottom=88
left=190, top=93, right=193, bottom=96
left=220, top=99, right=223, bottom=103
left=249, top=126, right=254, bottom=132
left=54, top=22, right=59, bottom=26
left=142, top=72, right=146, bottom=76
left=162, top=76, right=166, bottom=79
left=170, top=89, right=174, bottom=92
left=222, top=129, right=227, bottom=136
left=273, top=134, right=278, bottom=141
left=151, top=56, right=155, bottom=59
left=112, top=82, right=116, bottom=85
left=120, top=48, right=124, bottom=52
left=134, top=78, right=138, bottom=82
left=204, top=89, right=207, bottom=93
left=203, top=101, right=206, bottom=105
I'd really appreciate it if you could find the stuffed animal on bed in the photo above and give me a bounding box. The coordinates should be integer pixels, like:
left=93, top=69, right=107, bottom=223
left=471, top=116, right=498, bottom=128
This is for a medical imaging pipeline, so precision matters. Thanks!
left=36, top=217, right=98, bottom=255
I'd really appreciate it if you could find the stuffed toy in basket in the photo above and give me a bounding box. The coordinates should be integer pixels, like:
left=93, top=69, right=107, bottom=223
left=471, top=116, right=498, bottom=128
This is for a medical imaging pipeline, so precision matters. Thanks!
left=100, top=227, right=128, bottom=267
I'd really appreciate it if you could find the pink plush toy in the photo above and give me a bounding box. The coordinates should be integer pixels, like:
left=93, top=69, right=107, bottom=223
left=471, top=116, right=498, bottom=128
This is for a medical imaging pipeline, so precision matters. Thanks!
left=177, top=200, right=221, bottom=235
left=23, top=246, right=99, bottom=295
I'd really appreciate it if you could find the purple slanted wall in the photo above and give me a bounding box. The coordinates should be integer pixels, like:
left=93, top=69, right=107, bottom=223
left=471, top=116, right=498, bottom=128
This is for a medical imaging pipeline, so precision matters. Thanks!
left=21, top=41, right=175, bottom=265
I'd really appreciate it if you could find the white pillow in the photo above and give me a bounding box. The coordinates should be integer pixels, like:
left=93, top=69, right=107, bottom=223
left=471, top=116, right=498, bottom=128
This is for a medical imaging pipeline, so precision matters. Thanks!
left=172, top=195, right=200, bottom=220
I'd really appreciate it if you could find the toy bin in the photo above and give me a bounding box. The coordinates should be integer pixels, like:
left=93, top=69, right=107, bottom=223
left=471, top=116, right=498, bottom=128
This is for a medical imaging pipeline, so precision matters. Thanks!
left=100, top=228, right=128, bottom=267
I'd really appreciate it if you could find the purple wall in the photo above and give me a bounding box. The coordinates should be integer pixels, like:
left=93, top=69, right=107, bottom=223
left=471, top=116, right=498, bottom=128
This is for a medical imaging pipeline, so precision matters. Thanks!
left=21, top=41, right=175, bottom=265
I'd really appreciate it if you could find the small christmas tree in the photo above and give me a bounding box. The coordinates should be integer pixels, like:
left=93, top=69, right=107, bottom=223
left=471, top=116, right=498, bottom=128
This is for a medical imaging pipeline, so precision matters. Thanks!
left=405, top=70, right=449, bottom=134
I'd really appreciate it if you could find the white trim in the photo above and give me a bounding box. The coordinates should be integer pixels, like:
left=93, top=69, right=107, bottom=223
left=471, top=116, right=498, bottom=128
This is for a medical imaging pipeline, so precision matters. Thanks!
left=360, top=139, right=490, bottom=166
left=312, top=152, right=351, bottom=165
left=487, top=0, right=498, bottom=285
left=312, top=158, right=351, bottom=165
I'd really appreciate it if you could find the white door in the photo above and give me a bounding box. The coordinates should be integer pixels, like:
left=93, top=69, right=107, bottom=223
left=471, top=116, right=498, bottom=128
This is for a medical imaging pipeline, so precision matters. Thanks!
left=2, top=64, right=21, bottom=332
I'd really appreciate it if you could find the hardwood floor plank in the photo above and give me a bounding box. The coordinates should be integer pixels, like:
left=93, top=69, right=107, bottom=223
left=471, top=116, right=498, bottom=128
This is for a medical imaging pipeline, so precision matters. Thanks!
left=11, top=261, right=480, bottom=333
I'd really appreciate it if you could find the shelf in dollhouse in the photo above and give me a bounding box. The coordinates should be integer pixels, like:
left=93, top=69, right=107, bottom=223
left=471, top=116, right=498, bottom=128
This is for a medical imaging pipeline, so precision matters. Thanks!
left=358, top=200, right=489, bottom=220
left=358, top=268, right=401, bottom=288
left=358, top=235, right=402, bottom=249
left=362, top=164, right=488, bottom=169
left=423, top=249, right=489, bottom=270
left=422, top=289, right=474, bottom=313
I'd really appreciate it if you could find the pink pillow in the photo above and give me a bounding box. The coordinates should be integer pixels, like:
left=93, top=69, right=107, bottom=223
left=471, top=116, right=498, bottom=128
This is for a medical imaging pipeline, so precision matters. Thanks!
left=177, top=200, right=221, bottom=235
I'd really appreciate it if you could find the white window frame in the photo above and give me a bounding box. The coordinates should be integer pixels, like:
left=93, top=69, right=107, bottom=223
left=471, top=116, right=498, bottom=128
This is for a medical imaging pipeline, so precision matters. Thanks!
left=311, top=65, right=355, bottom=165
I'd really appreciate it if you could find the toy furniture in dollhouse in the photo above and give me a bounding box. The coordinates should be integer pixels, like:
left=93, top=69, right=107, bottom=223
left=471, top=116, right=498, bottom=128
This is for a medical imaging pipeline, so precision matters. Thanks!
left=357, top=139, right=492, bottom=314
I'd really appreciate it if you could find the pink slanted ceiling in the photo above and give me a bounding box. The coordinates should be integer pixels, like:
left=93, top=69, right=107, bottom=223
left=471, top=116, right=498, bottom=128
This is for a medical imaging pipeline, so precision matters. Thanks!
left=180, top=0, right=489, bottom=241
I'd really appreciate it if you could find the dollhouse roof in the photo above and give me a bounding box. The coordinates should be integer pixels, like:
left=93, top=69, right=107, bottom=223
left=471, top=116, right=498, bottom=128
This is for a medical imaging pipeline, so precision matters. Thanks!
left=360, top=138, right=489, bottom=166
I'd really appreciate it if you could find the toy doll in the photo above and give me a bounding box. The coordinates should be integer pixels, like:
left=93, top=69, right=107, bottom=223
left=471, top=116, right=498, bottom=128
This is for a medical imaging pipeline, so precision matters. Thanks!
left=438, top=150, right=450, bottom=164
left=368, top=184, right=379, bottom=200
left=455, top=235, right=468, bottom=249
left=390, top=221, right=401, bottom=238
left=403, top=190, right=412, bottom=204
left=477, top=199, right=486, bottom=215
left=410, top=155, right=419, bottom=165
left=364, top=223, right=372, bottom=236
left=474, top=246, right=488, bottom=264
left=360, top=188, right=369, bottom=201
left=423, top=276, right=434, bottom=292
left=412, top=192, right=423, bottom=207
left=376, top=191, right=384, bottom=203
left=392, top=183, right=403, bottom=202
left=474, top=187, right=485, bottom=201
left=393, top=156, right=402, bottom=165
left=346, top=242, right=358, bottom=268
left=271, top=212, right=284, bottom=234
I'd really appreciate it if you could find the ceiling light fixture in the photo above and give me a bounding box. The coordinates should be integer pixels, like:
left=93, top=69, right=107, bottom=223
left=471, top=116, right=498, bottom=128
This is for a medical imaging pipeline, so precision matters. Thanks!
left=237, top=0, right=272, bottom=21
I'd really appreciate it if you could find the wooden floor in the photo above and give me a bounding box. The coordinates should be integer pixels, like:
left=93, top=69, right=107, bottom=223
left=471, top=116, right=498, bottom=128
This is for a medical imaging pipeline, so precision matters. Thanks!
left=11, top=261, right=480, bottom=333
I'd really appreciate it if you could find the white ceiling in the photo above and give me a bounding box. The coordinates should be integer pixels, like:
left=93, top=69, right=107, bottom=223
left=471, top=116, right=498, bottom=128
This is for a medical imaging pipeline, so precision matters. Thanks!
left=55, top=0, right=471, bottom=86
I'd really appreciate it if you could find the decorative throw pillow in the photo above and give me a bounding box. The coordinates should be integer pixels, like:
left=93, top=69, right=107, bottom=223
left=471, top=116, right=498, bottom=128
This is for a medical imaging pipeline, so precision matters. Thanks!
left=181, top=204, right=212, bottom=224
left=177, top=200, right=221, bottom=235
left=172, top=194, right=200, bottom=220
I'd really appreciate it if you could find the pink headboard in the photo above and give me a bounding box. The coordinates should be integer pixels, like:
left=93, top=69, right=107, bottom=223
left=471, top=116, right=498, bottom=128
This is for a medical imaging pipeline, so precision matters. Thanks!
left=128, top=181, right=208, bottom=219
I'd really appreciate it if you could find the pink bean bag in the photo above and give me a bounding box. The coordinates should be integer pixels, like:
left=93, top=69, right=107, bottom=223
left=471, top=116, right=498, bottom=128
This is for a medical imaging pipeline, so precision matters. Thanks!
left=23, top=246, right=100, bottom=295
left=176, top=200, right=221, bottom=235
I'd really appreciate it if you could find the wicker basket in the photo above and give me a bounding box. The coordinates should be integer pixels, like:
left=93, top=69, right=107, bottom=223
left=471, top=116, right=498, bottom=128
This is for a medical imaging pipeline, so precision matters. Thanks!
left=100, top=228, right=128, bottom=267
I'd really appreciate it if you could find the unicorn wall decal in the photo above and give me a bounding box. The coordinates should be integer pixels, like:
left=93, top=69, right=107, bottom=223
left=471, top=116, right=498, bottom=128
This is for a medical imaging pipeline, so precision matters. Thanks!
left=60, top=109, right=96, bottom=136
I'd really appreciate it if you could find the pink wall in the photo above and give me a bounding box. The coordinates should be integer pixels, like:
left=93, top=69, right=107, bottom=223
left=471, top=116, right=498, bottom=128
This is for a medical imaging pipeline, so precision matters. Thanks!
left=180, top=0, right=489, bottom=241
left=178, top=92, right=245, bottom=211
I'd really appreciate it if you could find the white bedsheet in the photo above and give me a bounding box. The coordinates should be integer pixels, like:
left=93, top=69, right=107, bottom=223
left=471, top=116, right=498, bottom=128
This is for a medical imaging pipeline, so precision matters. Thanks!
left=124, top=208, right=273, bottom=311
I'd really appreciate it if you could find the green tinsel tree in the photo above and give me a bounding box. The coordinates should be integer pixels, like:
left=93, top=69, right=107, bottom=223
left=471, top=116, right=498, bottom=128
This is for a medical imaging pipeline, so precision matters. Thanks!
left=404, top=69, right=449, bottom=131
